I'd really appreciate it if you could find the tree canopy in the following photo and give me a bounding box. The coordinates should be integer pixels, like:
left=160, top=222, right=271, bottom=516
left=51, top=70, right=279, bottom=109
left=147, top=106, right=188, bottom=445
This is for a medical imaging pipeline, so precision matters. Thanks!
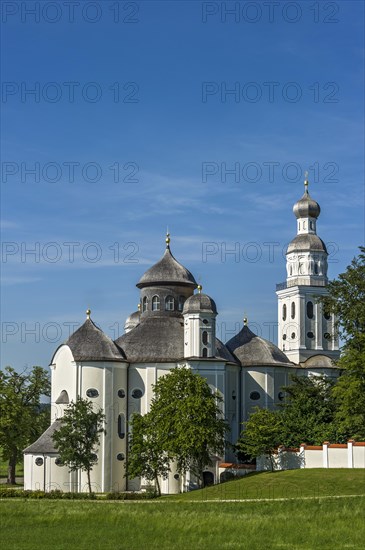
left=52, top=397, right=105, bottom=493
left=0, top=366, right=51, bottom=484
left=126, top=368, right=229, bottom=491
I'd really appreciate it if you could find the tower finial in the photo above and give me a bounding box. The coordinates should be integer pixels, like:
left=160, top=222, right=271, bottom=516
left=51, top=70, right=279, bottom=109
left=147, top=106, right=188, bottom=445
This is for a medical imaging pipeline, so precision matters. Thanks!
left=197, top=284, right=202, bottom=294
left=86, top=308, right=91, bottom=319
left=304, top=171, right=309, bottom=192
left=165, top=230, right=170, bottom=248
left=243, top=313, right=248, bottom=326
left=137, top=303, right=141, bottom=312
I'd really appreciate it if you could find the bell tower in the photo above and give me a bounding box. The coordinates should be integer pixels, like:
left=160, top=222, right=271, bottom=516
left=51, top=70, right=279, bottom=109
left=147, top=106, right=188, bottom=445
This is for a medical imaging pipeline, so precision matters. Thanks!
left=276, top=176, right=339, bottom=363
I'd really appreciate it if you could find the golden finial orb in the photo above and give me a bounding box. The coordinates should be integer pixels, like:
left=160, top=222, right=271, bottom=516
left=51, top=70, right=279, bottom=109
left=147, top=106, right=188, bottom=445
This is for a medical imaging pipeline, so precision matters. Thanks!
left=137, top=303, right=141, bottom=312
left=86, top=308, right=91, bottom=319
left=165, top=232, right=170, bottom=246
left=304, top=171, right=309, bottom=190
left=243, top=316, right=248, bottom=326
left=197, top=284, right=202, bottom=294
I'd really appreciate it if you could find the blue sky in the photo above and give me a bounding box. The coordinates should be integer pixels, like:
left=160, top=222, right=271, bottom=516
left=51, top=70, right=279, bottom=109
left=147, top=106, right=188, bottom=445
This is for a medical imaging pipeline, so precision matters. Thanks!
left=1, top=0, right=364, bottom=370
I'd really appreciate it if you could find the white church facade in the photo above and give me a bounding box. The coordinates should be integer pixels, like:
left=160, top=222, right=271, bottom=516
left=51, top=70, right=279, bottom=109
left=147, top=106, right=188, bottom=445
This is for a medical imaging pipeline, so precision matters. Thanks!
left=24, top=180, right=340, bottom=493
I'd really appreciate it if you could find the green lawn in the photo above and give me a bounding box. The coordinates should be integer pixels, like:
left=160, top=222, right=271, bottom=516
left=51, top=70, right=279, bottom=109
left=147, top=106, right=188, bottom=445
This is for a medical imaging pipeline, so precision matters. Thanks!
left=1, top=470, right=365, bottom=549
left=169, top=468, right=365, bottom=501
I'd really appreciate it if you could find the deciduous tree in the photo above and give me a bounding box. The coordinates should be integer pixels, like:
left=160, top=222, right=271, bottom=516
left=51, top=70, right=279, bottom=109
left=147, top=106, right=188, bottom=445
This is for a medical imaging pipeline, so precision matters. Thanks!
left=52, top=397, right=105, bottom=494
left=0, top=366, right=51, bottom=485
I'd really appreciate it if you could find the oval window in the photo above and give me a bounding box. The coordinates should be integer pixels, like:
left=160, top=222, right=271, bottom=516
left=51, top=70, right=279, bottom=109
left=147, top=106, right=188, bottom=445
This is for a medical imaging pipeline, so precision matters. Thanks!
left=117, top=453, right=125, bottom=461
left=202, top=331, right=208, bottom=345
left=203, top=319, right=209, bottom=325
left=118, top=413, right=125, bottom=439
left=35, top=457, right=44, bottom=466
left=324, top=311, right=331, bottom=320
left=291, top=332, right=296, bottom=339
left=291, top=302, right=295, bottom=319
left=282, top=304, right=287, bottom=321
left=118, top=389, right=125, bottom=398
left=90, top=453, right=98, bottom=462
left=250, top=391, right=260, bottom=401
left=86, top=388, right=99, bottom=398
left=307, top=301, right=314, bottom=319
left=278, top=392, right=285, bottom=401
left=282, top=334, right=287, bottom=341
left=55, top=457, right=63, bottom=466
left=174, top=474, right=179, bottom=480
left=307, top=331, right=314, bottom=339
left=131, top=388, right=143, bottom=399
left=324, top=332, right=331, bottom=340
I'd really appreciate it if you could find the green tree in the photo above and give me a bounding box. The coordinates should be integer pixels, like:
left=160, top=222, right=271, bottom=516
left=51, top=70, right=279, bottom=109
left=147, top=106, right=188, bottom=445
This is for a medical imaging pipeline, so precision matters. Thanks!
left=0, top=366, right=51, bottom=485
left=322, top=246, right=365, bottom=440
left=127, top=413, right=170, bottom=496
left=280, top=375, right=339, bottom=446
left=237, top=408, right=283, bottom=471
left=52, top=397, right=105, bottom=494
left=129, top=368, right=228, bottom=490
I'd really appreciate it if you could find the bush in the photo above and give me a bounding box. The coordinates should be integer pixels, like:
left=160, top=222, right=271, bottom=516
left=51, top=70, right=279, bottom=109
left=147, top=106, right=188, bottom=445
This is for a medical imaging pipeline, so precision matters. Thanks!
left=0, top=488, right=156, bottom=500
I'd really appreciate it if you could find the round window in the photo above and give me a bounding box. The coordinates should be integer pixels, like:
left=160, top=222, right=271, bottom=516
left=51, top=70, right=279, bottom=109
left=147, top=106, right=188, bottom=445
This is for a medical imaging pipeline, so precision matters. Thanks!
left=250, top=391, right=260, bottom=401
left=278, top=392, right=285, bottom=401
left=202, top=319, right=209, bottom=325
left=86, top=388, right=99, bottom=398
left=55, top=457, right=63, bottom=466
left=174, top=474, right=179, bottom=480
left=291, top=332, right=296, bottom=339
left=117, top=453, right=125, bottom=461
left=131, top=388, right=143, bottom=399
left=282, top=334, right=287, bottom=341
left=118, top=389, right=125, bottom=398
left=35, top=457, right=43, bottom=466
left=307, top=331, right=314, bottom=339
left=324, top=332, right=331, bottom=340
left=90, top=453, right=98, bottom=462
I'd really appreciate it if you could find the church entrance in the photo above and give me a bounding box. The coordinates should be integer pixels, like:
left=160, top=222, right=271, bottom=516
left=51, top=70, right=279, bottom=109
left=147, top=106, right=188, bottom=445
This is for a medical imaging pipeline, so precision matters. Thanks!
left=203, top=471, right=214, bottom=487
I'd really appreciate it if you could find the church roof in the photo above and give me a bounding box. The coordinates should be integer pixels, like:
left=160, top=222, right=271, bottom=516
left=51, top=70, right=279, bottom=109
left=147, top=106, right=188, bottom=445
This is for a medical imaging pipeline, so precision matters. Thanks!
left=215, top=338, right=238, bottom=363
left=65, top=318, right=126, bottom=362
left=226, top=325, right=293, bottom=367
left=287, top=233, right=327, bottom=254
left=298, top=354, right=338, bottom=369
left=116, top=315, right=184, bottom=362
left=183, top=293, right=217, bottom=314
left=24, top=420, right=61, bottom=454
left=136, top=244, right=197, bottom=289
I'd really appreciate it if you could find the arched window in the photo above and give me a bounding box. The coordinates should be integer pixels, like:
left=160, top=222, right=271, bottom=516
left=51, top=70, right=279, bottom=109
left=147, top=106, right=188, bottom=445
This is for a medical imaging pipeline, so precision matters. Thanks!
left=165, top=295, right=174, bottom=311
left=314, top=263, right=319, bottom=274
left=142, top=296, right=148, bottom=312
left=202, top=347, right=208, bottom=358
left=152, top=295, right=160, bottom=311
left=178, top=296, right=185, bottom=311
left=307, top=301, right=314, bottom=319
left=282, top=304, right=287, bottom=321
left=118, top=413, right=125, bottom=439
left=291, top=302, right=295, bottom=319
left=202, top=331, right=208, bottom=345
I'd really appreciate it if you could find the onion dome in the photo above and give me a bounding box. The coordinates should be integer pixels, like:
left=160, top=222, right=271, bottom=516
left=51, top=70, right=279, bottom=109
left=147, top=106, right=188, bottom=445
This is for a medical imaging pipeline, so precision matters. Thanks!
left=293, top=179, right=321, bottom=219
left=62, top=310, right=126, bottom=362
left=182, top=291, right=217, bottom=314
left=226, top=324, right=292, bottom=367
left=287, top=234, right=327, bottom=254
left=137, top=233, right=197, bottom=289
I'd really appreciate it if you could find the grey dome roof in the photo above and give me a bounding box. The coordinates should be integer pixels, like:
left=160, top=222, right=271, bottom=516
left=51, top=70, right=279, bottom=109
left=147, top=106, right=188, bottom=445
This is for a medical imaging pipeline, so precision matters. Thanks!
left=226, top=325, right=293, bottom=367
left=24, top=420, right=61, bottom=454
left=293, top=189, right=320, bottom=219
left=215, top=338, right=238, bottom=363
left=116, top=315, right=184, bottom=362
left=299, top=354, right=338, bottom=369
left=137, top=245, right=197, bottom=288
left=124, top=310, right=140, bottom=330
left=183, top=293, right=217, bottom=314
left=287, top=234, right=327, bottom=254
left=63, top=318, right=126, bottom=362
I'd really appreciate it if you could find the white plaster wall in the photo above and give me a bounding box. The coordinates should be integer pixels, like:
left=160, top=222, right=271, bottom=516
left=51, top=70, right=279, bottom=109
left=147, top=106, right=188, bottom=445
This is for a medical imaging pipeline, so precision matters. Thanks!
left=353, top=446, right=365, bottom=468
left=304, top=450, right=323, bottom=468
left=328, top=448, right=348, bottom=468
left=50, top=345, right=77, bottom=421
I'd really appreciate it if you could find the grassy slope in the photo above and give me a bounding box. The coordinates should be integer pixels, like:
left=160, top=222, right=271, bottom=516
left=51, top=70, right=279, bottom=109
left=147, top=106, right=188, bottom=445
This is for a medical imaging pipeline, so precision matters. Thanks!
left=169, top=468, right=365, bottom=501
left=1, top=470, right=365, bottom=549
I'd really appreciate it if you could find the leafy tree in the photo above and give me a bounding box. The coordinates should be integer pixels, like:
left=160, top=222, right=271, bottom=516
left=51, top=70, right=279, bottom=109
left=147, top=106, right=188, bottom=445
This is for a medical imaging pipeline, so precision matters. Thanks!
left=52, top=397, right=105, bottom=494
left=127, top=413, right=170, bottom=496
left=0, top=366, right=51, bottom=484
left=321, top=247, right=365, bottom=440
left=128, top=368, right=229, bottom=490
left=237, top=408, right=283, bottom=471
left=279, top=375, right=339, bottom=446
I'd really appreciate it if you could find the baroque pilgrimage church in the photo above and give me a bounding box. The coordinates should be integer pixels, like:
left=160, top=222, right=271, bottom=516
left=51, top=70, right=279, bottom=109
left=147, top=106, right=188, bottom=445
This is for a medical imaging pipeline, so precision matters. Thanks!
left=24, top=180, right=340, bottom=493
